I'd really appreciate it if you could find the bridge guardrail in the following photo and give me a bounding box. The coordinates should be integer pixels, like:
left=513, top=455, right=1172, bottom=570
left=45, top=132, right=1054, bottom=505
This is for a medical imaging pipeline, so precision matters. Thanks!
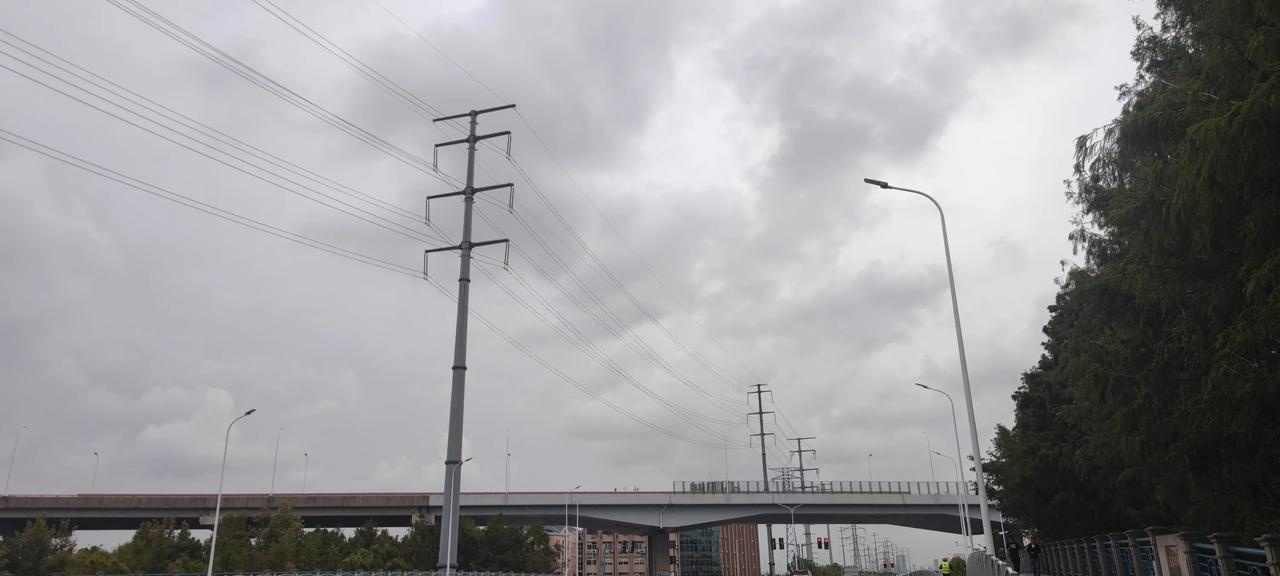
left=674, top=479, right=977, bottom=495
left=1040, top=530, right=1278, bottom=576
left=969, top=549, right=1018, bottom=576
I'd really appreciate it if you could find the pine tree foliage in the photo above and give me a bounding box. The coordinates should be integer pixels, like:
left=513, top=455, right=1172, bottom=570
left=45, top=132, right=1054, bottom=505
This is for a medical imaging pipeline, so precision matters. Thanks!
left=985, top=0, right=1280, bottom=539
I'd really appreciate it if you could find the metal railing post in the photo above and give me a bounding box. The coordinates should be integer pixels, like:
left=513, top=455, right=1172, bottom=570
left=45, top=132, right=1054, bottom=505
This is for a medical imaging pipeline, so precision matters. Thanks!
left=1126, top=531, right=1146, bottom=576
left=1177, top=532, right=1203, bottom=576
left=1257, top=534, right=1280, bottom=576
left=1208, top=533, right=1240, bottom=576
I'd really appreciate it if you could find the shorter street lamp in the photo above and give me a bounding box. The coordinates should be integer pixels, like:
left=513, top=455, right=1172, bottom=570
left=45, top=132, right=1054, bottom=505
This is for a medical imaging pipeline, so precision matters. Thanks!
left=930, top=450, right=969, bottom=544
left=915, top=382, right=973, bottom=548
left=441, top=457, right=473, bottom=576
left=207, top=408, right=256, bottom=576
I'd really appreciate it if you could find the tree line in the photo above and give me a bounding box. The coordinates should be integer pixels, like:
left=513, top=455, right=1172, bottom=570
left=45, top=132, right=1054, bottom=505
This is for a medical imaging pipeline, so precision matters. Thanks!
left=984, top=0, right=1280, bottom=539
left=0, top=505, right=558, bottom=576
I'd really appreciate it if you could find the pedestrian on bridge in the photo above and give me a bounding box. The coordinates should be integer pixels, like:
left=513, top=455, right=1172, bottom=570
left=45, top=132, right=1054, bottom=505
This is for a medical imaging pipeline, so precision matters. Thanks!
left=1007, top=536, right=1022, bottom=573
left=1027, top=537, right=1042, bottom=576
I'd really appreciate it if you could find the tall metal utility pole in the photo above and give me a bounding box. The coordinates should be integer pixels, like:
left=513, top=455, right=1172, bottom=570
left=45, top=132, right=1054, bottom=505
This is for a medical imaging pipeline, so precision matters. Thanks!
left=789, top=436, right=817, bottom=563
left=827, top=525, right=834, bottom=565
left=427, top=104, right=516, bottom=574
left=748, top=384, right=777, bottom=576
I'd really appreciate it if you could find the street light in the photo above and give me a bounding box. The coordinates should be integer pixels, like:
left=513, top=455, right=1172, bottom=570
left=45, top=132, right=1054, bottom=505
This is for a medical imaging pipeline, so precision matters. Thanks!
left=441, top=457, right=473, bottom=576
left=207, top=408, right=256, bottom=576
left=270, top=427, right=283, bottom=496
left=867, top=176, right=994, bottom=552
left=867, top=453, right=874, bottom=483
left=775, top=504, right=803, bottom=571
left=565, top=484, right=581, bottom=576
left=302, top=452, right=309, bottom=492
left=91, top=451, right=100, bottom=492
left=916, top=383, right=973, bottom=548
left=4, top=425, right=26, bottom=496
left=923, top=432, right=936, bottom=482
left=930, top=449, right=970, bottom=546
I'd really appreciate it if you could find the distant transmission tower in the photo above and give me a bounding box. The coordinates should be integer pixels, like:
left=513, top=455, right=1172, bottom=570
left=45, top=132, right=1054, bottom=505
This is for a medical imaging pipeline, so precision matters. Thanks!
left=789, top=436, right=817, bottom=562
left=748, top=384, right=777, bottom=576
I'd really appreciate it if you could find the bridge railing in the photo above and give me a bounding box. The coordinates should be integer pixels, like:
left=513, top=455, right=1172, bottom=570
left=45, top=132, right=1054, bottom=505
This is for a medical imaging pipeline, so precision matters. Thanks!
left=1040, top=530, right=1278, bottom=576
left=673, top=479, right=976, bottom=495
left=969, top=549, right=1018, bottom=576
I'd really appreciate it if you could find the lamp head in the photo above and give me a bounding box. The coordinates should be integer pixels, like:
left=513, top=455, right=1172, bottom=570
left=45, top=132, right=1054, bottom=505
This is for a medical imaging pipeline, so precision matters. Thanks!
left=864, top=178, right=891, bottom=189
left=463, top=457, right=474, bottom=464
left=244, top=408, right=257, bottom=416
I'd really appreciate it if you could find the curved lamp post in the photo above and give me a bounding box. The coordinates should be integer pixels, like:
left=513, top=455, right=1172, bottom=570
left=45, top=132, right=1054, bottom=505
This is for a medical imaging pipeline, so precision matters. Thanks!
left=867, top=177, right=994, bottom=552
left=930, top=449, right=970, bottom=546
left=207, top=408, right=255, bottom=576
left=916, top=382, right=973, bottom=548
left=441, top=457, right=473, bottom=576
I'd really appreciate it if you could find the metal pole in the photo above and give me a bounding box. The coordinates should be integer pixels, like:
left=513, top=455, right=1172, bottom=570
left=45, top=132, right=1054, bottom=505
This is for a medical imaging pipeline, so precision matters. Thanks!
left=270, top=427, right=282, bottom=496
left=505, top=429, right=511, bottom=496
left=867, top=177, right=994, bottom=552
left=867, top=453, right=873, bottom=482
left=440, top=110, right=480, bottom=574
left=207, top=408, right=256, bottom=576
left=752, top=384, right=777, bottom=576
left=90, top=451, right=99, bottom=492
left=932, top=450, right=968, bottom=546
left=578, top=494, right=583, bottom=576
left=302, top=452, right=309, bottom=492
left=3, top=426, right=24, bottom=496
left=828, top=525, right=835, bottom=565
left=924, top=432, right=936, bottom=482
left=919, top=384, right=973, bottom=548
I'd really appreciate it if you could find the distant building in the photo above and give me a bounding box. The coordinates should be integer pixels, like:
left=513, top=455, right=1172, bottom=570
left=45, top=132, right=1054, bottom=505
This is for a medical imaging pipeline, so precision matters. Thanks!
left=547, top=525, right=759, bottom=576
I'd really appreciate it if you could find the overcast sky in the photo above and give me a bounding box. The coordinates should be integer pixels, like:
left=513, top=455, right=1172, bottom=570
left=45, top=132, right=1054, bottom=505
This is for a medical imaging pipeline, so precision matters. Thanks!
left=1, top=0, right=1151, bottom=565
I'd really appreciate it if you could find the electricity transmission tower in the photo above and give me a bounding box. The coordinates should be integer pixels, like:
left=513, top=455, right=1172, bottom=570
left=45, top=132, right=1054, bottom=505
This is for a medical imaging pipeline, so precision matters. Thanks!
left=748, top=384, right=777, bottom=576
left=425, top=104, right=516, bottom=574
left=789, top=436, right=817, bottom=562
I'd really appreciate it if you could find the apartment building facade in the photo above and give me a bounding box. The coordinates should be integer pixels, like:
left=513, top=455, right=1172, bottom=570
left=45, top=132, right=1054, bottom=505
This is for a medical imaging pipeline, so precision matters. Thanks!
left=549, top=524, right=759, bottom=576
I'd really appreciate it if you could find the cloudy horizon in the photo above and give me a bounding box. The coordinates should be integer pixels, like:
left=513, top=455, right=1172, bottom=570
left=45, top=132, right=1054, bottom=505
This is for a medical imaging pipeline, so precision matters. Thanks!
left=1, top=0, right=1153, bottom=564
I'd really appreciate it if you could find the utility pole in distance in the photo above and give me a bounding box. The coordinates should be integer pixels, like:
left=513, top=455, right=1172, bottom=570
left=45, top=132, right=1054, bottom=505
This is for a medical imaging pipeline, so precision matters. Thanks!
left=789, top=436, right=817, bottom=563
left=748, top=384, right=777, bottom=576
left=427, top=104, right=516, bottom=575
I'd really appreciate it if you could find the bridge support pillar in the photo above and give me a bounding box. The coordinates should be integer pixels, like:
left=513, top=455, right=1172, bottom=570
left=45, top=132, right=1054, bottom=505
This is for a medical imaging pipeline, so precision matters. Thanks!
left=648, top=530, right=672, bottom=576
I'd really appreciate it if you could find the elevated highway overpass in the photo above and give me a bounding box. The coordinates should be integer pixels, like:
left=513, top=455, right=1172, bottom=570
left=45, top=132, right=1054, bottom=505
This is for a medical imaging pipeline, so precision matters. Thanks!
left=0, top=480, right=998, bottom=535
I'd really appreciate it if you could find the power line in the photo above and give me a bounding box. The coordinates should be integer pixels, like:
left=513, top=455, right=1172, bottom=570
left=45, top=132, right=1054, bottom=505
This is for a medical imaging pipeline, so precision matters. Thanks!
left=247, top=0, right=746, bottom=418
left=0, top=126, right=731, bottom=450
left=0, top=28, right=428, bottom=226
left=0, top=35, right=450, bottom=247
left=96, top=0, right=765, bottom=446
left=106, top=0, right=458, bottom=187
left=370, top=0, right=761, bottom=388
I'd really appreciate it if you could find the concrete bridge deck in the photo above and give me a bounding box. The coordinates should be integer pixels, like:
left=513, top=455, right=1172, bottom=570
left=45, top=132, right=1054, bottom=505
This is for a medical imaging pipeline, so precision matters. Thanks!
left=0, top=489, right=998, bottom=534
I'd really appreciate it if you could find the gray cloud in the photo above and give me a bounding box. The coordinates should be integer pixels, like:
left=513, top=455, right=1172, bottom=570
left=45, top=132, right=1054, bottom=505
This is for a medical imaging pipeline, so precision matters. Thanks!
left=1, top=0, right=1146, bottom=562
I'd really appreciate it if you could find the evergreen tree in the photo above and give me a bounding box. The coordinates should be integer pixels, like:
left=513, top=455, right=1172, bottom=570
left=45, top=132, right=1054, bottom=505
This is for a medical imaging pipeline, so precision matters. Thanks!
left=987, top=0, right=1280, bottom=537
